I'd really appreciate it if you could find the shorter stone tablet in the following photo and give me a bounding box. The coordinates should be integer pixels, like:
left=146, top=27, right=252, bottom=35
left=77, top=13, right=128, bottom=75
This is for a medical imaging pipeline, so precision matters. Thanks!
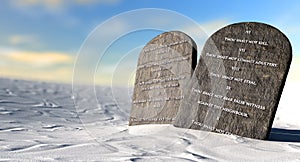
left=129, top=31, right=197, bottom=126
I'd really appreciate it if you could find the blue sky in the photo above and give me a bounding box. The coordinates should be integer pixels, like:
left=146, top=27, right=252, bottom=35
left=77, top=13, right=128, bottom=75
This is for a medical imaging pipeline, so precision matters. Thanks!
left=0, top=0, right=299, bottom=85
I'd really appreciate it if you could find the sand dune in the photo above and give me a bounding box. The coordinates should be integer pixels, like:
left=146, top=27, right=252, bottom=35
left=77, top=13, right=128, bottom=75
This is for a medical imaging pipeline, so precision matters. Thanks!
left=0, top=78, right=299, bottom=161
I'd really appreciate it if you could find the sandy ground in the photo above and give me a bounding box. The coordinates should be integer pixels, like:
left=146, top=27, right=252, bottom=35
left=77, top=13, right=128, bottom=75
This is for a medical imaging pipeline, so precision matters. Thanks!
left=0, top=78, right=299, bottom=161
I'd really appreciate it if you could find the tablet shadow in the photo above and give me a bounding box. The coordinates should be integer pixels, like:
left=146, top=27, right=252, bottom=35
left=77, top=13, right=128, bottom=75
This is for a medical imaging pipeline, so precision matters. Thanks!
left=269, top=128, right=300, bottom=142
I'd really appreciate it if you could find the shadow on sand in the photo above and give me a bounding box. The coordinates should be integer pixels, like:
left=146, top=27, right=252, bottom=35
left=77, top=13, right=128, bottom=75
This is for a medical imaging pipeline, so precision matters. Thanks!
left=269, top=128, right=300, bottom=142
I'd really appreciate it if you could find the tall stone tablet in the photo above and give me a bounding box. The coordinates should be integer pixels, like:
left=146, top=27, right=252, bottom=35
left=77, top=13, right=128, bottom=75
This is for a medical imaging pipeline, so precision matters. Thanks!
left=174, top=22, right=292, bottom=139
left=129, top=31, right=197, bottom=126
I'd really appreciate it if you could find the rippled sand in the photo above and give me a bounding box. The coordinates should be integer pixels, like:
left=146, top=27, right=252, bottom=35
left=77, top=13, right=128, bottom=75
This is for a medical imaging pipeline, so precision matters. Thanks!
left=0, top=78, right=299, bottom=161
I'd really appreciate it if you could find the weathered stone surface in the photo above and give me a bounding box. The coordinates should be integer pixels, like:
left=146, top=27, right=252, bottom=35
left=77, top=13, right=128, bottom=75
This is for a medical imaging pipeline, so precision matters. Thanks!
left=173, top=22, right=292, bottom=139
left=129, top=31, right=197, bottom=126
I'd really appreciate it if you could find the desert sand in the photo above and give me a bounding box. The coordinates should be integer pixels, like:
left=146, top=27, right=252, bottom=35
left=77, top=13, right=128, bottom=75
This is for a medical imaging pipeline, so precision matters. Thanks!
left=0, top=77, right=299, bottom=161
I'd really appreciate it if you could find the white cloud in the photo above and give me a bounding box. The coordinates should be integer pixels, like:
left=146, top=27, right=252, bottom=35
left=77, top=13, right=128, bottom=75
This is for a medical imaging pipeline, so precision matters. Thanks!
left=9, top=0, right=123, bottom=28
left=287, top=56, right=300, bottom=83
left=0, top=47, right=74, bottom=68
left=11, top=0, right=122, bottom=9
left=75, top=0, right=121, bottom=5
left=0, top=47, right=75, bottom=83
left=8, top=34, right=42, bottom=48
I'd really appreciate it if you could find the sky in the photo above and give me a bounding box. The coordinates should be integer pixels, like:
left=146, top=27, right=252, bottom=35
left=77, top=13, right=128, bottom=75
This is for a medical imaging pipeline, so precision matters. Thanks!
left=0, top=0, right=299, bottom=85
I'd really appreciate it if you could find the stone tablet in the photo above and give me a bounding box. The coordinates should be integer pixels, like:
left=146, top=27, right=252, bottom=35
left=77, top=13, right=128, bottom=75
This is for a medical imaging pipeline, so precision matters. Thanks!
left=174, top=22, right=292, bottom=139
left=129, top=31, right=197, bottom=126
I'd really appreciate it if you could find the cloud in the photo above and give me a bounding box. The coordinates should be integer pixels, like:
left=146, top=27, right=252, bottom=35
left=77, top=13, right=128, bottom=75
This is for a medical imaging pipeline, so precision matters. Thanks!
left=9, top=0, right=123, bottom=26
left=0, top=47, right=75, bottom=83
left=8, top=34, right=42, bottom=48
left=16, top=0, right=63, bottom=7
left=0, top=64, right=73, bottom=83
left=10, top=0, right=64, bottom=12
left=11, top=0, right=121, bottom=9
left=75, top=0, right=121, bottom=5
left=0, top=48, right=74, bottom=68
left=287, top=55, right=300, bottom=83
